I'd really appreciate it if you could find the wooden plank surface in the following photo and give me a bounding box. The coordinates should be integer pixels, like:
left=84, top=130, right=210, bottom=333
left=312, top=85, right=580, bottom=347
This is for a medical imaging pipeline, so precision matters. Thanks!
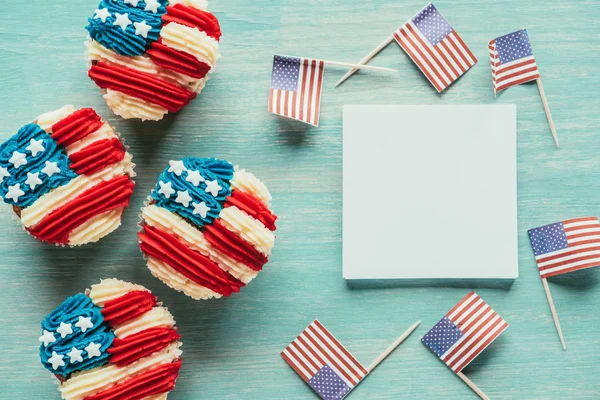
left=0, top=0, right=599, bottom=398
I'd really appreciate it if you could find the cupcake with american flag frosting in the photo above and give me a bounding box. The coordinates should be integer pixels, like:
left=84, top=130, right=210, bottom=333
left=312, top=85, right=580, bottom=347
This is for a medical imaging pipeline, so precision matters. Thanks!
left=139, top=158, right=277, bottom=299
left=38, top=279, right=182, bottom=399
left=0, top=106, right=135, bottom=246
left=85, top=0, right=221, bottom=121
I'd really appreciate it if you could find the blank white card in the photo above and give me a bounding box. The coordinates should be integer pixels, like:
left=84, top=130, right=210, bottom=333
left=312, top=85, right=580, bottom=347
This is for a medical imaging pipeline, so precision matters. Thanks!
left=343, top=105, right=518, bottom=280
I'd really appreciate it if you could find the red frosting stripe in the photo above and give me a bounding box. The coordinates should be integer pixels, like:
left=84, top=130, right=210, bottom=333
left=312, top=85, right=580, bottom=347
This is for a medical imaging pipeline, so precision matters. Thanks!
left=108, top=327, right=180, bottom=366
left=83, top=360, right=182, bottom=400
left=51, top=108, right=104, bottom=147
left=89, top=62, right=196, bottom=113
left=28, top=175, right=134, bottom=244
left=203, top=219, right=268, bottom=271
left=68, top=138, right=126, bottom=175
left=148, top=41, right=212, bottom=79
left=225, top=190, right=277, bottom=231
left=101, top=290, right=157, bottom=327
left=163, top=4, right=222, bottom=41
left=138, top=224, right=245, bottom=296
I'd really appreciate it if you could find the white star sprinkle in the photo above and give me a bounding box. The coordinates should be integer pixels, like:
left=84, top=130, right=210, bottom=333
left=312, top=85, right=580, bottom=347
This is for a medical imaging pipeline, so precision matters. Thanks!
left=0, top=167, right=9, bottom=183
left=175, top=190, right=192, bottom=208
left=5, top=184, right=25, bottom=202
left=158, top=181, right=175, bottom=198
left=192, top=202, right=210, bottom=218
left=26, top=138, right=45, bottom=157
left=39, top=330, right=56, bottom=347
left=85, top=342, right=102, bottom=359
left=93, top=8, right=111, bottom=23
left=124, top=0, right=140, bottom=6
left=42, top=161, right=61, bottom=177
left=144, top=0, right=161, bottom=13
left=57, top=322, right=73, bottom=339
left=67, top=347, right=83, bottom=364
left=168, top=160, right=187, bottom=176
left=9, top=151, right=27, bottom=169
left=185, top=170, right=205, bottom=186
left=204, top=180, right=222, bottom=197
left=113, top=13, right=132, bottom=31
left=134, top=21, right=152, bottom=38
left=25, top=172, right=42, bottom=190
left=48, top=351, right=65, bottom=370
left=75, top=316, right=94, bottom=333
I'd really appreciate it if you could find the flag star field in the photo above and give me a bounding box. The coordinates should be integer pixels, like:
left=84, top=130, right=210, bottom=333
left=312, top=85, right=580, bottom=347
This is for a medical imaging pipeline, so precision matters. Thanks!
left=495, top=30, right=535, bottom=65
left=270, top=55, right=301, bottom=91
left=421, top=316, right=464, bottom=357
left=412, top=3, right=453, bottom=45
left=528, top=222, right=569, bottom=256
left=308, top=365, right=352, bottom=400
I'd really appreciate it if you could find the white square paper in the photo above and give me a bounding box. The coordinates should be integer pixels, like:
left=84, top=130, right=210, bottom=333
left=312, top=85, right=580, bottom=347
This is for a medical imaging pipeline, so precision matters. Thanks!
left=343, top=105, right=518, bottom=280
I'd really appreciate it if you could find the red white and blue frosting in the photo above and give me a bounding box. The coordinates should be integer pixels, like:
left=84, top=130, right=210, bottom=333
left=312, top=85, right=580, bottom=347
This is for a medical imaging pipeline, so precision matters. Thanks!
left=139, top=158, right=277, bottom=299
left=0, top=106, right=135, bottom=246
left=39, top=279, right=182, bottom=400
left=85, top=0, right=221, bottom=121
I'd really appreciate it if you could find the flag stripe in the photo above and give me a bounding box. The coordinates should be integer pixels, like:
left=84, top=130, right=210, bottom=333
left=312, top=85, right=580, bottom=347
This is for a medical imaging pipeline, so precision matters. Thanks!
left=303, top=325, right=358, bottom=386
left=530, top=217, right=600, bottom=278
left=405, top=23, right=454, bottom=84
left=281, top=320, right=367, bottom=390
left=281, top=349, right=311, bottom=382
left=394, top=30, right=444, bottom=92
left=452, top=320, right=509, bottom=372
left=489, top=31, right=540, bottom=94
left=426, top=292, right=508, bottom=373
left=449, top=31, right=477, bottom=66
left=394, top=18, right=475, bottom=93
left=312, top=320, right=369, bottom=376
left=443, top=309, right=496, bottom=364
left=269, top=57, right=323, bottom=126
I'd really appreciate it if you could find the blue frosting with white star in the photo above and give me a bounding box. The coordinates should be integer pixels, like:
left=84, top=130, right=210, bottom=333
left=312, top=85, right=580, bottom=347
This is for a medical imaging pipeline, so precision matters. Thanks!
left=0, top=123, right=77, bottom=208
left=86, top=0, right=169, bottom=57
left=40, top=294, right=114, bottom=377
left=152, top=157, right=234, bottom=228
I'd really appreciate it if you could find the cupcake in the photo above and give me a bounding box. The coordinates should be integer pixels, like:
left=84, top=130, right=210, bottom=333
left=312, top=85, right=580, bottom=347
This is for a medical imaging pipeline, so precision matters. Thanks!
left=38, top=279, right=182, bottom=399
left=85, top=0, right=221, bottom=121
left=0, top=106, right=135, bottom=246
left=139, top=158, right=277, bottom=299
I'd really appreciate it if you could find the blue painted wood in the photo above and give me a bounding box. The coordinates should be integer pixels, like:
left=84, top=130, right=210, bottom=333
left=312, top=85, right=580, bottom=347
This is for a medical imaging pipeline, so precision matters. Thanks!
left=0, top=0, right=599, bottom=398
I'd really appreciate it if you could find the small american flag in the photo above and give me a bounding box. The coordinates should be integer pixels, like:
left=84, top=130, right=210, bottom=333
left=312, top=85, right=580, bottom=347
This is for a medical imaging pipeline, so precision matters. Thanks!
left=422, top=292, right=509, bottom=373
left=393, top=3, right=477, bottom=93
left=281, top=320, right=368, bottom=400
left=269, top=55, right=325, bottom=127
left=528, top=217, right=600, bottom=279
left=489, top=29, right=540, bottom=94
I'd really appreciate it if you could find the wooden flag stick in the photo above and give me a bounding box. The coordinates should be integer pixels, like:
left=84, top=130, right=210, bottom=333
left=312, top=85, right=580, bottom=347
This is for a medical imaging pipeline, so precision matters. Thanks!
left=542, top=277, right=567, bottom=350
left=456, top=372, right=490, bottom=400
left=536, top=77, right=560, bottom=148
left=335, top=35, right=395, bottom=87
left=366, top=320, right=421, bottom=373
left=321, top=59, right=397, bottom=73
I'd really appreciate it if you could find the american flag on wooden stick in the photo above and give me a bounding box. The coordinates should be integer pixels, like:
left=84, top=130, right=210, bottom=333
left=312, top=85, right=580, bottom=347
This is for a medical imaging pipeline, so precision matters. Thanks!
left=489, top=29, right=540, bottom=94
left=422, top=292, right=509, bottom=373
left=393, top=3, right=477, bottom=93
left=269, top=55, right=325, bottom=127
left=281, top=319, right=368, bottom=400
left=528, top=217, right=600, bottom=279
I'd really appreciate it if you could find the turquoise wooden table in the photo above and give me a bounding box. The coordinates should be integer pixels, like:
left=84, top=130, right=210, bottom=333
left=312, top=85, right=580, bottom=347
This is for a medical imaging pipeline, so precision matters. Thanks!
left=1, top=0, right=599, bottom=398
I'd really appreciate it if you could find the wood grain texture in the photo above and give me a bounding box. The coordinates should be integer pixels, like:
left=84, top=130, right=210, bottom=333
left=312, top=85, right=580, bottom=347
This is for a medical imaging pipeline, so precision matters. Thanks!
left=0, top=0, right=599, bottom=398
